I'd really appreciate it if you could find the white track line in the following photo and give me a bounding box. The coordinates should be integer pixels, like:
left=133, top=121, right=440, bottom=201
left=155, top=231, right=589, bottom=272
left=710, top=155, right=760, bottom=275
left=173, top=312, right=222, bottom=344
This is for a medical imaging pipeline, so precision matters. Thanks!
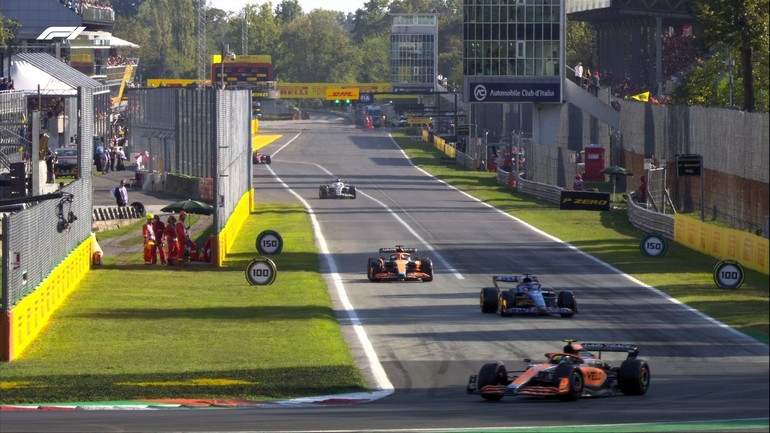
left=388, top=134, right=766, bottom=344
left=266, top=133, right=393, bottom=393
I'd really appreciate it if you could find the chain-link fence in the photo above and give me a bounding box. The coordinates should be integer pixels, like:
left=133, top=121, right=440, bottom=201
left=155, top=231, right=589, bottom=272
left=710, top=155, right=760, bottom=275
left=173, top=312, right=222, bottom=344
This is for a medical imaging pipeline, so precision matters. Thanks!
left=618, top=102, right=769, bottom=234
left=0, top=91, right=29, bottom=185
left=214, top=91, right=252, bottom=233
left=2, top=88, right=94, bottom=310
left=500, top=96, right=767, bottom=234
left=127, top=87, right=252, bottom=234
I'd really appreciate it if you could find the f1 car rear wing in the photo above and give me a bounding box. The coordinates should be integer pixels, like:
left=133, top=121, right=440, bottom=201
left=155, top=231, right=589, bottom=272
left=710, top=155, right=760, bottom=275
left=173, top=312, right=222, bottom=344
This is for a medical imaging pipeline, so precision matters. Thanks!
left=581, top=343, right=639, bottom=359
left=493, top=275, right=539, bottom=283
left=380, top=246, right=417, bottom=254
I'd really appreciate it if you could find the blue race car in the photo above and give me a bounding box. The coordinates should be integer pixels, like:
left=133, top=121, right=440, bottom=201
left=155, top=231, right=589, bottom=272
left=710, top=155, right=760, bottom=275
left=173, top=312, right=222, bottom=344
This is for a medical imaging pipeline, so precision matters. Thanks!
left=479, top=275, right=577, bottom=318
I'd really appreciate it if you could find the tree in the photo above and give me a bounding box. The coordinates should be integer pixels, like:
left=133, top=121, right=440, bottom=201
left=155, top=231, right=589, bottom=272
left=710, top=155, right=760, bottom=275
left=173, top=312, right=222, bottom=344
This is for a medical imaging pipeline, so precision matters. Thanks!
left=692, top=0, right=769, bottom=112
left=437, top=0, right=462, bottom=89
left=275, top=0, right=303, bottom=24
left=277, top=10, right=359, bottom=82
left=245, top=3, right=282, bottom=60
left=0, top=16, right=19, bottom=49
left=111, top=0, right=146, bottom=18
left=357, top=35, right=390, bottom=82
left=351, top=0, right=390, bottom=44
left=672, top=43, right=769, bottom=112
left=134, top=0, right=197, bottom=79
left=566, top=19, right=597, bottom=75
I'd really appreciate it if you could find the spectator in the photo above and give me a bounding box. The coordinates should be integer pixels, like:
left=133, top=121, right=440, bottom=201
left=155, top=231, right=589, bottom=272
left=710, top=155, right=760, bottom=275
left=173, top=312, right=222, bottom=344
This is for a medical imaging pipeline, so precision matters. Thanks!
left=45, top=149, right=57, bottom=183
left=151, top=214, right=167, bottom=265
left=591, top=71, right=600, bottom=96
left=164, top=215, right=179, bottom=266
left=574, top=62, right=583, bottom=85
left=573, top=173, right=584, bottom=191
left=112, top=179, right=128, bottom=207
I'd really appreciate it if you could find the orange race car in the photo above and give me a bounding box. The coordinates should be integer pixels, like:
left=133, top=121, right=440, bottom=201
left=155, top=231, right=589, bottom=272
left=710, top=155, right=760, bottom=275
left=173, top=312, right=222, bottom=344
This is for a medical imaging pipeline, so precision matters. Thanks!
left=367, top=245, right=433, bottom=282
left=467, top=340, right=650, bottom=401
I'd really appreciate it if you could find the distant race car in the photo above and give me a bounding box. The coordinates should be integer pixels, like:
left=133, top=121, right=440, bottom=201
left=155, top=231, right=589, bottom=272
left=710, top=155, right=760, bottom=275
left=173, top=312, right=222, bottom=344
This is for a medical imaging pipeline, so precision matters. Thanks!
left=253, top=152, right=271, bottom=164
left=467, top=340, right=651, bottom=401
left=480, top=275, right=577, bottom=318
left=319, top=179, right=356, bottom=199
left=367, top=245, right=433, bottom=282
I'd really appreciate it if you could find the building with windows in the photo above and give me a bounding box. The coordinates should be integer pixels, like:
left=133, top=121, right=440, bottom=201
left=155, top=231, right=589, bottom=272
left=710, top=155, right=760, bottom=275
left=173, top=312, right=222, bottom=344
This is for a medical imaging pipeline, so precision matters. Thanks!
left=390, top=14, right=438, bottom=93
left=463, top=0, right=563, bottom=103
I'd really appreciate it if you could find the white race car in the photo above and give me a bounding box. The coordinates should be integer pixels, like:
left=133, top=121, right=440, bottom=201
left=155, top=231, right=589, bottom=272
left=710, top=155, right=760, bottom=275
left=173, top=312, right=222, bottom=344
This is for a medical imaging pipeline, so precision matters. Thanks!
left=319, top=179, right=356, bottom=199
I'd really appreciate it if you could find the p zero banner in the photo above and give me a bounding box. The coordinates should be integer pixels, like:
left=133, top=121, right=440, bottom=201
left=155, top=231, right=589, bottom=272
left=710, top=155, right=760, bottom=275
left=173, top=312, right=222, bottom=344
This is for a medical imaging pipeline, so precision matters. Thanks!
left=560, top=191, right=610, bottom=211
left=468, top=81, right=561, bottom=103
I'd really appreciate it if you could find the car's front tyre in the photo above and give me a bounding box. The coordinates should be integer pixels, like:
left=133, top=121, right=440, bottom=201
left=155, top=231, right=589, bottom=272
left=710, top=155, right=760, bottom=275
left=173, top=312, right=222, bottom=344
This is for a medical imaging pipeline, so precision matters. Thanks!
left=477, top=362, right=507, bottom=401
left=557, top=290, right=577, bottom=318
left=480, top=287, right=499, bottom=313
left=499, top=291, right=515, bottom=316
left=555, top=364, right=584, bottom=401
left=368, top=259, right=382, bottom=282
left=420, top=258, right=433, bottom=282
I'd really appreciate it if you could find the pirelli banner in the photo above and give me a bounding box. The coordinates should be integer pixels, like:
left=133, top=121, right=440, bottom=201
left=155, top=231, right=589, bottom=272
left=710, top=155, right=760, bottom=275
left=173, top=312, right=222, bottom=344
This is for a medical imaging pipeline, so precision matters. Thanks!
left=279, top=83, right=391, bottom=99
left=560, top=191, right=610, bottom=211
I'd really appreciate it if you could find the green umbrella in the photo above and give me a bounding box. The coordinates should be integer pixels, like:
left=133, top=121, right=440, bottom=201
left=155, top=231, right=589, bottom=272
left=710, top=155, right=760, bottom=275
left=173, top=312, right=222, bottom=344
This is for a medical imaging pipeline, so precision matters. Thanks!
left=160, top=199, right=214, bottom=216
left=600, top=166, right=633, bottom=199
left=601, top=166, right=633, bottom=176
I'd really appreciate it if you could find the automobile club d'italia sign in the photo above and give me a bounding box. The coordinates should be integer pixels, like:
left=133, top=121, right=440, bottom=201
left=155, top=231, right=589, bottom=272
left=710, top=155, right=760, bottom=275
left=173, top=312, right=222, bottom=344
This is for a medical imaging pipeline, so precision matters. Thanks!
left=469, top=82, right=560, bottom=103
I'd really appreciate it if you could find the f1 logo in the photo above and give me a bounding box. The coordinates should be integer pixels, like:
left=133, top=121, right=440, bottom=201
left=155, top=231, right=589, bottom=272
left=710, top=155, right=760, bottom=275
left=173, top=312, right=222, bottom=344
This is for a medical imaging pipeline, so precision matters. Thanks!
left=37, top=26, right=86, bottom=40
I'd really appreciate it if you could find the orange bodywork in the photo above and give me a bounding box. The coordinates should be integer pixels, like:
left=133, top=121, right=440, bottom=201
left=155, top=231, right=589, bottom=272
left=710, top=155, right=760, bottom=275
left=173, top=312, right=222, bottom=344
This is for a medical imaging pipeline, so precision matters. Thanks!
left=372, top=253, right=430, bottom=281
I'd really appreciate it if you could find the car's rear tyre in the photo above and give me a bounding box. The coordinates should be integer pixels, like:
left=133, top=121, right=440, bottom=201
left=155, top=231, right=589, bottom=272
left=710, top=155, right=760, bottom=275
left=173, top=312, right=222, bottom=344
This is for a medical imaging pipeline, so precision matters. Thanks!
left=368, top=259, right=382, bottom=282
left=557, top=290, right=577, bottom=318
left=477, top=362, right=506, bottom=401
left=421, top=258, right=433, bottom=282
left=480, top=287, right=499, bottom=313
left=555, top=364, right=584, bottom=401
left=264, top=155, right=271, bottom=164
left=319, top=186, right=328, bottom=199
left=499, top=291, right=515, bottom=317
left=349, top=185, right=356, bottom=199
left=618, top=359, right=650, bottom=395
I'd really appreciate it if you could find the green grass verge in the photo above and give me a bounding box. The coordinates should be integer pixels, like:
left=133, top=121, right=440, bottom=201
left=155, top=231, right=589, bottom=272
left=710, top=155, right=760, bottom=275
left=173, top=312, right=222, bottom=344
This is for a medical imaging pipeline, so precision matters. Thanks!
left=0, top=136, right=766, bottom=405
left=394, top=133, right=769, bottom=344
left=0, top=203, right=367, bottom=404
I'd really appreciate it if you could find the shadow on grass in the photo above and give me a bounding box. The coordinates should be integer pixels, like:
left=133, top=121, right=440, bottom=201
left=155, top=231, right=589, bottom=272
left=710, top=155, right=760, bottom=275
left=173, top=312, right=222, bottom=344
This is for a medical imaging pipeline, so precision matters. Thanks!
left=0, top=366, right=367, bottom=404
left=75, top=304, right=338, bottom=321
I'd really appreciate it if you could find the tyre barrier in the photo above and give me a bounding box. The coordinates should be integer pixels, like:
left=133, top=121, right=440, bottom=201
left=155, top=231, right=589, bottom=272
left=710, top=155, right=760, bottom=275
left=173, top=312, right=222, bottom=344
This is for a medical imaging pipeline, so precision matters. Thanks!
left=92, top=203, right=144, bottom=222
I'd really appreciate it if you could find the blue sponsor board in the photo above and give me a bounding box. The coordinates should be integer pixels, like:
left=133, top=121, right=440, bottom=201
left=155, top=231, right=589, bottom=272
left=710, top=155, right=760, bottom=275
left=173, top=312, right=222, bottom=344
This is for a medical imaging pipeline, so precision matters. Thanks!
left=469, top=82, right=561, bottom=103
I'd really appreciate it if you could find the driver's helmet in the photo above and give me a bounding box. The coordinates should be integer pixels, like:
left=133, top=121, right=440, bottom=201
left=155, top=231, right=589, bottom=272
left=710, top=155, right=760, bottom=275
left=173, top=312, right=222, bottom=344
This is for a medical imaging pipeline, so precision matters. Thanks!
left=563, top=342, right=583, bottom=355
left=551, top=354, right=570, bottom=364
left=522, top=277, right=532, bottom=283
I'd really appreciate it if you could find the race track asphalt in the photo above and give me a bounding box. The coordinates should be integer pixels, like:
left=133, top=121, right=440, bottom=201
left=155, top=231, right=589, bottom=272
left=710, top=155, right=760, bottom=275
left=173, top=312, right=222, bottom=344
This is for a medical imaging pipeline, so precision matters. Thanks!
left=2, top=112, right=767, bottom=433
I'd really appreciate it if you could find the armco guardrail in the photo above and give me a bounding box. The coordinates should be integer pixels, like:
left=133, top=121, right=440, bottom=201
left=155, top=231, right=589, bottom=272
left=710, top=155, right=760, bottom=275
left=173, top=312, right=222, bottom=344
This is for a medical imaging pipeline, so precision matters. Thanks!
left=514, top=175, right=563, bottom=204
left=481, top=151, right=765, bottom=274
left=626, top=196, right=675, bottom=238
